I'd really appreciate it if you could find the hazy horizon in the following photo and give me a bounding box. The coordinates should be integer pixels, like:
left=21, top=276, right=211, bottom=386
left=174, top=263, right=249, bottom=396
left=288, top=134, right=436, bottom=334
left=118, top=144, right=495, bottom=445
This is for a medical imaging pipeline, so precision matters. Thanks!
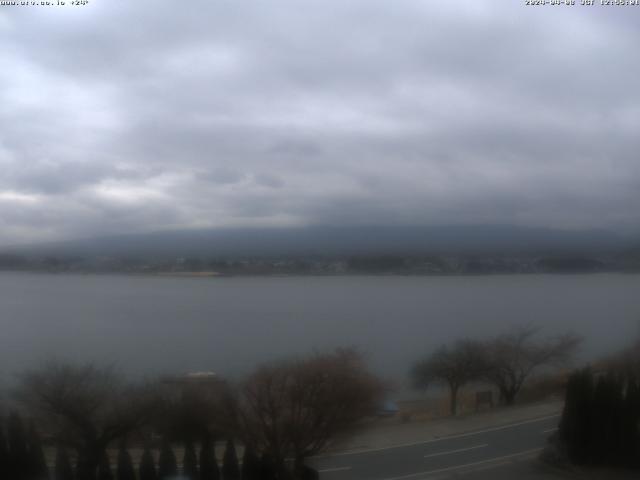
left=2, top=224, right=635, bottom=261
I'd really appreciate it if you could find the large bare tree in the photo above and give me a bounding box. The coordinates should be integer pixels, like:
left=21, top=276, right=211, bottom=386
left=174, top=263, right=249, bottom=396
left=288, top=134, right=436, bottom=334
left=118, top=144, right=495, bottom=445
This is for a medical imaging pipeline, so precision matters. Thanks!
left=483, top=326, right=581, bottom=405
left=412, top=340, right=487, bottom=416
left=16, top=362, right=160, bottom=480
left=155, top=374, right=231, bottom=443
left=234, top=349, right=384, bottom=479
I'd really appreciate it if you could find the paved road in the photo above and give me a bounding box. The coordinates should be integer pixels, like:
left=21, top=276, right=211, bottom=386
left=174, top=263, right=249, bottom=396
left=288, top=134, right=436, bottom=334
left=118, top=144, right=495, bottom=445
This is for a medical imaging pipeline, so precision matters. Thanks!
left=310, top=414, right=560, bottom=480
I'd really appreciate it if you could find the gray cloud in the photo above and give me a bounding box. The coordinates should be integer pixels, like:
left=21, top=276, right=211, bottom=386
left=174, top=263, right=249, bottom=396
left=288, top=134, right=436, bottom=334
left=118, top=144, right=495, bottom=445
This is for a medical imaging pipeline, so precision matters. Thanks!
left=0, top=0, right=639, bottom=245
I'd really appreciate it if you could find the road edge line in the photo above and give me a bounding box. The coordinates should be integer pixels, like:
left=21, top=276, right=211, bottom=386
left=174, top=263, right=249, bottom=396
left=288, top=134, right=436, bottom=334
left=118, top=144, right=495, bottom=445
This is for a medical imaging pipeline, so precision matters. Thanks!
left=316, top=413, right=560, bottom=458
left=380, top=447, right=544, bottom=480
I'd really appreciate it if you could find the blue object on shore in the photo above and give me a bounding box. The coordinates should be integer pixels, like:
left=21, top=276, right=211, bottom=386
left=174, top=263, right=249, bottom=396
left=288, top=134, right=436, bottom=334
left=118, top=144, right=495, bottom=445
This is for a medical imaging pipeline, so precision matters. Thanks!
left=377, top=400, right=400, bottom=416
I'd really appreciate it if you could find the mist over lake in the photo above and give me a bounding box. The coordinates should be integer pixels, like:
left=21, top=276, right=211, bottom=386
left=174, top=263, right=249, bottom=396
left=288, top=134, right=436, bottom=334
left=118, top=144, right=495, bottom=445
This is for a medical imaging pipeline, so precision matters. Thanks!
left=1, top=272, right=638, bottom=394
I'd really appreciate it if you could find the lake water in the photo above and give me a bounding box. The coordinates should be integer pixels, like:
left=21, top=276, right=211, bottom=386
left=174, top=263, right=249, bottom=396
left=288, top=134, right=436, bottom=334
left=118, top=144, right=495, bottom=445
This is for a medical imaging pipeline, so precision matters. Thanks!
left=1, top=272, right=638, bottom=393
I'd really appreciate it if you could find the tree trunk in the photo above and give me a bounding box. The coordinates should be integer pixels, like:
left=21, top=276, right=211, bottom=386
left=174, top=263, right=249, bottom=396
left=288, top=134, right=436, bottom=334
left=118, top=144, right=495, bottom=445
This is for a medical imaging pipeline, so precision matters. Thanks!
left=266, top=453, right=290, bottom=480
left=500, top=386, right=517, bottom=406
left=450, top=384, right=459, bottom=416
left=291, top=455, right=319, bottom=480
left=76, top=449, right=101, bottom=480
left=293, top=455, right=305, bottom=480
left=277, top=464, right=293, bottom=480
left=504, top=391, right=516, bottom=405
left=296, top=462, right=319, bottom=480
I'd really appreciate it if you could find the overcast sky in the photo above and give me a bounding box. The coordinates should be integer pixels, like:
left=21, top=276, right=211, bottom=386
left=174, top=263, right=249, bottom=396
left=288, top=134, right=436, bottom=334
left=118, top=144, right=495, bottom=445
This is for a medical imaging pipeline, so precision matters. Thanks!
left=0, top=1, right=639, bottom=245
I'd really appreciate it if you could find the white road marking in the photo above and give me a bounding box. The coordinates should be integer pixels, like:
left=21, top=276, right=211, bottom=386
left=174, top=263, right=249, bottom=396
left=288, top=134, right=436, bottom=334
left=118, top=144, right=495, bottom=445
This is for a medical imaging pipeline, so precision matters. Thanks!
left=381, top=447, right=544, bottom=480
left=542, top=427, right=558, bottom=433
left=316, top=413, right=560, bottom=458
left=318, top=466, right=352, bottom=473
left=423, top=443, right=488, bottom=459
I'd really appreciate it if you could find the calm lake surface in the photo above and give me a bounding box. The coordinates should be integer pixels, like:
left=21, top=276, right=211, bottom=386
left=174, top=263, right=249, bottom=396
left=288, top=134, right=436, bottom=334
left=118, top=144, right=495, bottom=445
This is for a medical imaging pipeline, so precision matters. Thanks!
left=1, top=272, right=639, bottom=392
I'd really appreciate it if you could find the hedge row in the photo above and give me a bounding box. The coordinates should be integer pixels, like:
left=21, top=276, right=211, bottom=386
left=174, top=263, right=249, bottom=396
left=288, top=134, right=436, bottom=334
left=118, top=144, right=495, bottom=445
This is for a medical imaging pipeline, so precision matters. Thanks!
left=559, top=368, right=640, bottom=468
left=0, top=414, right=317, bottom=480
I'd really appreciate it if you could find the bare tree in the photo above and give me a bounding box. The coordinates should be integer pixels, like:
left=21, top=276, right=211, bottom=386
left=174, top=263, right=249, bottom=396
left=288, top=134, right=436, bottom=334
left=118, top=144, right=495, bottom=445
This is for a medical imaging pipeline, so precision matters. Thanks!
left=412, top=340, right=487, bottom=416
left=155, top=376, right=231, bottom=443
left=483, top=326, right=581, bottom=405
left=234, top=349, right=384, bottom=479
left=16, top=362, right=160, bottom=480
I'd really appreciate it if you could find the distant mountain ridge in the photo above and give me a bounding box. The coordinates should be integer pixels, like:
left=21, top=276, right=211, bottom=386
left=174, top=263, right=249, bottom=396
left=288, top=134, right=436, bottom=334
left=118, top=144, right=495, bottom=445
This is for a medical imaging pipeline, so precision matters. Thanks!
left=4, top=225, right=633, bottom=259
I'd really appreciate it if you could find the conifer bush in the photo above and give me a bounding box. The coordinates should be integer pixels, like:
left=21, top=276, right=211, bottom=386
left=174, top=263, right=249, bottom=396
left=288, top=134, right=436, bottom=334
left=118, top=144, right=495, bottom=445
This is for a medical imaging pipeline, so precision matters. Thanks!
left=7, top=412, right=30, bottom=480
left=27, top=422, right=49, bottom=480
left=558, top=368, right=640, bottom=468
left=240, top=446, right=261, bottom=480
left=54, top=447, right=74, bottom=480
left=199, top=436, right=220, bottom=480
left=221, top=440, right=240, bottom=480
left=183, top=440, right=198, bottom=480
left=158, top=440, right=178, bottom=479
left=98, top=451, right=114, bottom=480
left=116, top=445, right=136, bottom=480
left=140, top=446, right=157, bottom=480
left=0, top=420, right=8, bottom=480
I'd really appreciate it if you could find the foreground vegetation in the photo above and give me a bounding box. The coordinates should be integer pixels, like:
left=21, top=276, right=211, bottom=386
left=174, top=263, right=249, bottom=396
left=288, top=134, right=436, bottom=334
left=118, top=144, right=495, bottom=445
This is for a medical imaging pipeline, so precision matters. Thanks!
left=3, top=331, right=638, bottom=478
left=548, top=342, right=640, bottom=470
left=0, top=349, right=384, bottom=480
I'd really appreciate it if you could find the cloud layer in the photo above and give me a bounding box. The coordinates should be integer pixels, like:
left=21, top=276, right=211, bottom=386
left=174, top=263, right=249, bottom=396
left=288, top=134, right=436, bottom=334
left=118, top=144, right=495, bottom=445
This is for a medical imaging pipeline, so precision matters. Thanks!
left=1, top=1, right=639, bottom=245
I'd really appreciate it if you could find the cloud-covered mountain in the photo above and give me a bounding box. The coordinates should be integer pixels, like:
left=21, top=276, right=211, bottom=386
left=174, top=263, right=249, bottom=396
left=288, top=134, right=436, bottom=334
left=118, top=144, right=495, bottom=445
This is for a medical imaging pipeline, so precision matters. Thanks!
left=10, top=225, right=630, bottom=260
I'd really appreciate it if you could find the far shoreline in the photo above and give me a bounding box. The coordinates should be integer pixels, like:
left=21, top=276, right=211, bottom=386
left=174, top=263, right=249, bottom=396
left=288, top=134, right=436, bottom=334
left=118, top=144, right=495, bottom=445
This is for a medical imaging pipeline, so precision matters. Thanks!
left=0, top=269, right=638, bottom=278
